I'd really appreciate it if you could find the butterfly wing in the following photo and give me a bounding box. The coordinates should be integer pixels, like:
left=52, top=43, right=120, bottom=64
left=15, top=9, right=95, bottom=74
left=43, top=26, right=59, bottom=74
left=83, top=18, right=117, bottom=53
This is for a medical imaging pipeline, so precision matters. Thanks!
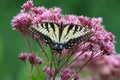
left=29, top=22, right=60, bottom=44
left=28, top=22, right=93, bottom=51
left=60, top=24, right=93, bottom=48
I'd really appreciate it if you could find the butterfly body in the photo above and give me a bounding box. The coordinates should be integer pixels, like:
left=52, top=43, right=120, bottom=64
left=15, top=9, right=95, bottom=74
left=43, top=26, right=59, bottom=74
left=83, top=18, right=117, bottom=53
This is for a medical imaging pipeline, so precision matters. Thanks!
left=28, top=22, right=93, bottom=51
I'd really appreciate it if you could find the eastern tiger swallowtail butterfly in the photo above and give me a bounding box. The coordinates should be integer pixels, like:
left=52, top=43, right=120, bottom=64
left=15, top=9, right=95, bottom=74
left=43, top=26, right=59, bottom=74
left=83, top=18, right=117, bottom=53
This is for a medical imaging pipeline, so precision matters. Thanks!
left=28, top=22, right=93, bottom=51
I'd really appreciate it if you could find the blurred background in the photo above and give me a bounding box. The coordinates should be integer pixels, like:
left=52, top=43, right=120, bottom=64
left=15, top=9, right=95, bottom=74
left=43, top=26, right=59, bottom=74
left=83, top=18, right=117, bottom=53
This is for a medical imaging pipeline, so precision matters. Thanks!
left=0, top=0, right=120, bottom=80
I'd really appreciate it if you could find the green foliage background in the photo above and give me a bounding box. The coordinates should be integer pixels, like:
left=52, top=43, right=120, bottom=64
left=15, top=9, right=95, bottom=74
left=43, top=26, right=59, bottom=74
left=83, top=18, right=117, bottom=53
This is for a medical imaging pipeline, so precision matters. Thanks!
left=0, top=0, right=120, bottom=80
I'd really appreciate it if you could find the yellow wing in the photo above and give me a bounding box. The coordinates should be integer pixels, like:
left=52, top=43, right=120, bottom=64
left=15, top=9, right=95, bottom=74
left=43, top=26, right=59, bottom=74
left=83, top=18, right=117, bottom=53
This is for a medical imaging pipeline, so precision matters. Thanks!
left=60, top=24, right=93, bottom=44
left=28, top=22, right=93, bottom=50
left=29, top=22, right=60, bottom=43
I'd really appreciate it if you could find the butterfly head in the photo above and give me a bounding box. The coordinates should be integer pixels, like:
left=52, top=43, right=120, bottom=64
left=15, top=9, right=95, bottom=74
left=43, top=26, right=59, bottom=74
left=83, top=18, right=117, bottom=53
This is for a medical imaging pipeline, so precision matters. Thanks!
left=52, top=44, right=64, bottom=51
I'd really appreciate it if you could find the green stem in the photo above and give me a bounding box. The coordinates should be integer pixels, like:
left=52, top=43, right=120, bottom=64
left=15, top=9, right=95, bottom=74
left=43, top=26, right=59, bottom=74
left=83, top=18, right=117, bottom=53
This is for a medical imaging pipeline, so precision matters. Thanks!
left=21, top=33, right=33, bottom=53
left=37, top=40, right=49, bottom=60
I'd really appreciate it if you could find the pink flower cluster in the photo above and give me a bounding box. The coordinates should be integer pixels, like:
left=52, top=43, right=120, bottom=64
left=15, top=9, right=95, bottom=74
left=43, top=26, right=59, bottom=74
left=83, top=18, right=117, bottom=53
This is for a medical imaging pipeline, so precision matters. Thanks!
left=11, top=0, right=115, bottom=55
left=70, top=54, right=120, bottom=80
left=75, top=17, right=115, bottom=55
left=60, top=68, right=72, bottom=80
left=19, top=53, right=42, bottom=66
left=43, top=66, right=55, bottom=77
left=60, top=68, right=80, bottom=80
left=86, top=54, right=120, bottom=80
left=12, top=0, right=117, bottom=80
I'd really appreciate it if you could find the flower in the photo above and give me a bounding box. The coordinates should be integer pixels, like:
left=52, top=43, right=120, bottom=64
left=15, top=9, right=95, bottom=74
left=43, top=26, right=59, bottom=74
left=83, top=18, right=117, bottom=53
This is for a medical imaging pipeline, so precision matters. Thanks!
left=22, top=0, right=33, bottom=11
left=18, top=53, right=43, bottom=66
left=64, top=15, right=78, bottom=24
left=78, top=17, right=115, bottom=55
left=43, top=66, right=55, bottom=77
left=12, top=0, right=117, bottom=80
left=31, top=7, right=46, bottom=14
left=11, top=0, right=115, bottom=56
left=74, top=74, right=80, bottom=80
left=36, top=56, right=42, bottom=65
left=60, top=68, right=72, bottom=80
left=18, top=53, right=28, bottom=62
left=28, top=53, right=42, bottom=66
left=85, top=54, right=120, bottom=80
left=11, top=13, right=31, bottom=33
left=28, top=53, right=36, bottom=65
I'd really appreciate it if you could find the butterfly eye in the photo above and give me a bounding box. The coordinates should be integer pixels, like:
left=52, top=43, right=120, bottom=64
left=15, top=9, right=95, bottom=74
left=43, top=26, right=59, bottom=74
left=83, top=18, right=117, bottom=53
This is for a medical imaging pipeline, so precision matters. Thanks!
left=54, top=44, right=58, bottom=48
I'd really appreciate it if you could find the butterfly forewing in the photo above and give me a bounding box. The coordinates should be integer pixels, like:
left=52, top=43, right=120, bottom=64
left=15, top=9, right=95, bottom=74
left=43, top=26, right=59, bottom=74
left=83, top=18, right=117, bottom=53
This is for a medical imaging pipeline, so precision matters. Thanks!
left=29, top=22, right=60, bottom=43
left=60, top=24, right=93, bottom=44
left=60, top=25, right=74, bottom=43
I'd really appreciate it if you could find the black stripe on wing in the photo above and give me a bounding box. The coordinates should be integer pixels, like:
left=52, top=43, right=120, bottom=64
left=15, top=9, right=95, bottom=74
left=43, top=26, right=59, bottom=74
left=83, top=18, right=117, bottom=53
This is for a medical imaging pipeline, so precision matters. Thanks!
left=60, top=24, right=93, bottom=49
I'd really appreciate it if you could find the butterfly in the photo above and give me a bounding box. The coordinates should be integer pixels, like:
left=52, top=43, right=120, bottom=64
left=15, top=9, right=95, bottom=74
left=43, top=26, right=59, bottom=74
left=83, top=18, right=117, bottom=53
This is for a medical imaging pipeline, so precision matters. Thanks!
left=28, top=22, right=93, bottom=51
